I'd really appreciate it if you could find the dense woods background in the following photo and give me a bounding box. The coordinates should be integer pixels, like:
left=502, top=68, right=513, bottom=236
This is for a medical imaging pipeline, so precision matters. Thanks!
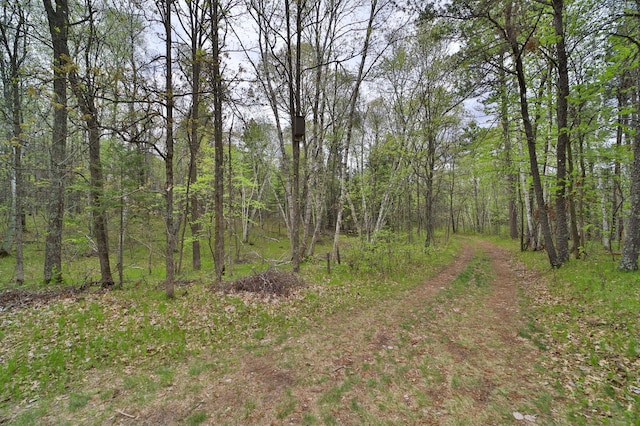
left=2, top=0, right=640, bottom=291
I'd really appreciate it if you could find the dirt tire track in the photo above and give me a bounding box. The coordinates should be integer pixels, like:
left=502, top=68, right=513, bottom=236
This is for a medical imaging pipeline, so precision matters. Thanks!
left=136, top=240, right=553, bottom=425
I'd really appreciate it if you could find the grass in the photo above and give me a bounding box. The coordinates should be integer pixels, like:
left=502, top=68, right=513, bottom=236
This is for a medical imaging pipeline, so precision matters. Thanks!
left=10, top=229, right=635, bottom=424
left=185, top=411, right=208, bottom=425
left=299, top=246, right=514, bottom=425
left=67, top=392, right=91, bottom=411
left=514, top=243, right=640, bottom=424
left=0, top=222, right=460, bottom=424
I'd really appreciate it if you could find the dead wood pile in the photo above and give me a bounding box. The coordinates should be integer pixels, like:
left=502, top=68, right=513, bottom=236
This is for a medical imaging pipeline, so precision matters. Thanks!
left=227, top=270, right=304, bottom=297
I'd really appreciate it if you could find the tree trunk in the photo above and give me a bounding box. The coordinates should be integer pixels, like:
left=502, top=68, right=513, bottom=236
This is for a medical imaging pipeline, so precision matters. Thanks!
left=284, top=0, right=303, bottom=272
left=613, top=72, right=631, bottom=249
left=183, top=0, right=206, bottom=271
left=164, top=0, right=176, bottom=297
left=552, top=0, right=570, bottom=264
left=499, top=54, right=519, bottom=240
left=506, top=4, right=560, bottom=267
left=619, top=64, right=640, bottom=270
left=9, top=62, right=24, bottom=284
left=14, top=143, right=24, bottom=285
left=66, top=2, right=114, bottom=286
left=600, top=173, right=611, bottom=251
left=333, top=0, right=377, bottom=260
left=87, top=117, right=113, bottom=285
left=619, top=116, right=640, bottom=270
left=424, top=133, right=436, bottom=248
left=43, top=0, right=70, bottom=284
left=211, top=0, right=225, bottom=282
left=567, top=131, right=581, bottom=257
left=188, top=99, right=202, bottom=272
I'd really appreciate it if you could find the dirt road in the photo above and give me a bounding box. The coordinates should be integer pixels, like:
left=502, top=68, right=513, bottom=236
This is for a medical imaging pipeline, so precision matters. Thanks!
left=134, top=240, right=554, bottom=425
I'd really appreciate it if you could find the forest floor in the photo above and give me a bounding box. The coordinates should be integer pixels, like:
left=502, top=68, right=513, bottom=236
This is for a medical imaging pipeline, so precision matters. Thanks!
left=63, top=239, right=554, bottom=425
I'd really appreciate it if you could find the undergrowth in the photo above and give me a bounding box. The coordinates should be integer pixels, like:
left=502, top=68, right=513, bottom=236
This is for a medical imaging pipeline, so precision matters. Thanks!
left=516, top=247, right=640, bottom=424
left=0, top=231, right=459, bottom=423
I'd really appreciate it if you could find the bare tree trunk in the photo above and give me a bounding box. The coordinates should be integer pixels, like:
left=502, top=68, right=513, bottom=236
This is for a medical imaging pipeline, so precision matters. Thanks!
left=0, top=4, right=26, bottom=283
left=284, top=0, right=304, bottom=272
left=179, top=0, right=207, bottom=271
left=619, top=62, right=640, bottom=270
left=424, top=132, right=436, bottom=248
left=9, top=69, right=24, bottom=284
left=14, top=143, right=24, bottom=284
left=499, top=53, right=518, bottom=240
left=164, top=0, right=176, bottom=297
left=552, top=0, right=569, bottom=264
left=43, top=0, right=70, bottom=284
left=211, top=0, right=225, bottom=282
left=86, top=115, right=113, bottom=285
left=66, top=1, right=113, bottom=286
left=567, top=134, right=581, bottom=257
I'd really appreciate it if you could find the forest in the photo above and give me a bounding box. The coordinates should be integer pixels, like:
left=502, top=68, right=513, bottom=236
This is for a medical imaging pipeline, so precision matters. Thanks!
left=1, top=0, right=640, bottom=424
left=0, top=0, right=637, bottom=289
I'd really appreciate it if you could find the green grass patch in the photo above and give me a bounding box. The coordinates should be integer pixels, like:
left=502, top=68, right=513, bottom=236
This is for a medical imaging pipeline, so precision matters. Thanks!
left=185, top=411, right=208, bottom=425
left=515, top=244, right=640, bottom=424
left=275, top=389, right=297, bottom=419
left=67, top=392, right=91, bottom=411
left=0, top=228, right=461, bottom=422
left=319, top=376, right=359, bottom=405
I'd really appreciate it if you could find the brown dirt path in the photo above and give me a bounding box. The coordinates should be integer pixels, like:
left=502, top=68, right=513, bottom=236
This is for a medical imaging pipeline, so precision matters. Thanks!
left=132, top=240, right=555, bottom=425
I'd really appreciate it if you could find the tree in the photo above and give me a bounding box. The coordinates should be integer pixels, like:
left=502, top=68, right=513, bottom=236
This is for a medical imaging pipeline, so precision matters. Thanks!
left=176, top=0, right=208, bottom=271
left=210, top=0, right=225, bottom=282
left=285, top=0, right=303, bottom=272
left=160, top=0, right=176, bottom=297
left=0, top=0, right=31, bottom=284
left=549, top=0, right=570, bottom=263
left=42, top=0, right=70, bottom=283
left=411, top=20, right=465, bottom=248
left=332, top=0, right=380, bottom=260
left=617, top=0, right=640, bottom=271
left=448, top=0, right=560, bottom=267
left=67, top=0, right=114, bottom=287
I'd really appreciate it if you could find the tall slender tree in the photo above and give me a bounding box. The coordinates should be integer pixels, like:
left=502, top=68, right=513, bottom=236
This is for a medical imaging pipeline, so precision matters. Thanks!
left=0, top=0, right=30, bottom=284
left=618, top=0, right=640, bottom=271
left=176, top=0, right=208, bottom=271
left=332, top=0, right=379, bottom=260
left=549, top=0, right=570, bottom=263
left=67, top=0, right=114, bottom=286
left=161, top=0, right=176, bottom=297
left=211, top=0, right=225, bottom=282
left=43, top=0, right=70, bottom=283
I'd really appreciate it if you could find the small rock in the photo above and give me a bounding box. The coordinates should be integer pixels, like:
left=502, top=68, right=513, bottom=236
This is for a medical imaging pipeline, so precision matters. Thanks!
left=513, top=412, right=524, bottom=420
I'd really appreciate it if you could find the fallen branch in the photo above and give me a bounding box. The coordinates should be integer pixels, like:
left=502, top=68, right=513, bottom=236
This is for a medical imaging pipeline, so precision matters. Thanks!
left=116, top=409, right=137, bottom=419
